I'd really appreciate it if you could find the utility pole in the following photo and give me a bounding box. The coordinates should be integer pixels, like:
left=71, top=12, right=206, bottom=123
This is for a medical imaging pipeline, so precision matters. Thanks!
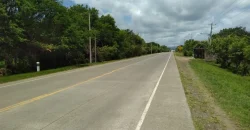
left=209, top=23, right=215, bottom=44
left=95, top=37, right=97, bottom=63
left=159, top=44, right=160, bottom=53
left=151, top=42, right=152, bottom=54
left=89, top=12, right=92, bottom=63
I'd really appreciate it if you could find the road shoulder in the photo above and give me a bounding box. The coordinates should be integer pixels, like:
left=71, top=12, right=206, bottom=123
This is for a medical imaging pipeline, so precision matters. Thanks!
left=175, top=55, right=237, bottom=130
left=140, top=53, right=194, bottom=130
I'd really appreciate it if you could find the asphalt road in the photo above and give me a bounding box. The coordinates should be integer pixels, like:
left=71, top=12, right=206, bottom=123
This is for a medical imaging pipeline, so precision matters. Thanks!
left=0, top=52, right=194, bottom=130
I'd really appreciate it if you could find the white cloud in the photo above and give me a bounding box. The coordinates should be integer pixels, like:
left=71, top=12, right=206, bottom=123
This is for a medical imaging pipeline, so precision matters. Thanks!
left=73, top=0, right=250, bottom=46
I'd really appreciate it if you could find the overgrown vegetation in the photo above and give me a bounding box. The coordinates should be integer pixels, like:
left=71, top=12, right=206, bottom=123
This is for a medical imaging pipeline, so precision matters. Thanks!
left=183, top=40, right=208, bottom=57
left=211, top=27, right=250, bottom=75
left=190, top=59, right=250, bottom=129
left=0, top=0, right=170, bottom=76
left=179, top=27, right=250, bottom=76
left=175, top=45, right=183, bottom=52
left=0, top=61, right=4, bottom=68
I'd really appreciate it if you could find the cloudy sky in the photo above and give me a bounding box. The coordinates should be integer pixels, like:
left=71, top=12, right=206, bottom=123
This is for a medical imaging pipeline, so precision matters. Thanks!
left=64, top=0, right=250, bottom=46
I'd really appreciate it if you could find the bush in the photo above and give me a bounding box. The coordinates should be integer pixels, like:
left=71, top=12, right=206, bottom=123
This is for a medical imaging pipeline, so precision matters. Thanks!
left=183, top=39, right=198, bottom=56
left=97, top=45, right=118, bottom=62
left=0, top=68, right=6, bottom=76
left=183, top=51, right=193, bottom=56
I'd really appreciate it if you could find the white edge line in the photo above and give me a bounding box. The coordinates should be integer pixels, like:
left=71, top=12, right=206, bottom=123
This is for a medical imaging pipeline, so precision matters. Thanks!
left=135, top=52, right=172, bottom=130
left=0, top=54, right=159, bottom=89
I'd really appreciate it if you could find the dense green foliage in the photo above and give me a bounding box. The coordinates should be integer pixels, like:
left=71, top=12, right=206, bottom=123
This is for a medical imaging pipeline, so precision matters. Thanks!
left=175, top=45, right=183, bottom=52
left=182, top=40, right=208, bottom=56
left=0, top=0, right=170, bottom=75
left=190, top=60, right=250, bottom=129
left=183, top=40, right=198, bottom=56
left=182, top=27, right=250, bottom=75
left=211, top=27, right=250, bottom=75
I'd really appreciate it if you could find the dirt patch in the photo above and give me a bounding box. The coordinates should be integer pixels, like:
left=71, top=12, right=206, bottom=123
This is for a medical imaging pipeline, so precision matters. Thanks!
left=175, top=55, right=237, bottom=130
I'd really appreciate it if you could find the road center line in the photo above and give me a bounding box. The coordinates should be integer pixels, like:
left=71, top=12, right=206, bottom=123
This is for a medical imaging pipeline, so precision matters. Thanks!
left=0, top=54, right=160, bottom=113
left=135, top=52, right=172, bottom=130
left=0, top=55, right=153, bottom=89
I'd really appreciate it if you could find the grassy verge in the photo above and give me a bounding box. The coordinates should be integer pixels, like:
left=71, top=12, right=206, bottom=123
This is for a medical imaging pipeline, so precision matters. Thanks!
left=190, top=60, right=250, bottom=129
left=175, top=55, right=226, bottom=130
left=0, top=57, right=131, bottom=84
left=174, top=52, right=183, bottom=56
left=0, top=53, right=157, bottom=84
left=0, top=64, right=90, bottom=84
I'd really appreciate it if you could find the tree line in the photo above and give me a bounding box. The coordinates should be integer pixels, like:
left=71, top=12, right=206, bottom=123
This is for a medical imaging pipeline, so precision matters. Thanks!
left=0, top=0, right=170, bottom=75
left=178, top=27, right=250, bottom=76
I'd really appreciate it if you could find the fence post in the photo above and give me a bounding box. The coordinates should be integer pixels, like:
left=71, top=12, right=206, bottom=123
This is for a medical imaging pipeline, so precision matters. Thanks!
left=36, top=62, right=40, bottom=72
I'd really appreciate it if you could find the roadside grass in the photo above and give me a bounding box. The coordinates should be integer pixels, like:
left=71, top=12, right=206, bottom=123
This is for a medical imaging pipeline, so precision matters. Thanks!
left=175, top=56, right=226, bottom=130
left=0, top=60, right=120, bottom=84
left=174, top=52, right=183, bottom=56
left=190, top=59, right=250, bottom=129
left=0, top=54, right=155, bottom=84
left=0, top=64, right=85, bottom=84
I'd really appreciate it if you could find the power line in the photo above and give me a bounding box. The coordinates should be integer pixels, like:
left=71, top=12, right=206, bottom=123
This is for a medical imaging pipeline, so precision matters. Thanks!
left=217, top=0, right=238, bottom=17
left=215, top=0, right=245, bottom=24
left=233, top=10, right=249, bottom=27
left=231, top=7, right=249, bottom=19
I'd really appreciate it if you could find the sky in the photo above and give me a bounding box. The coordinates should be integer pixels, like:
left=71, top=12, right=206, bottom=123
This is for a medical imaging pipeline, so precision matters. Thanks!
left=63, top=0, right=250, bottom=46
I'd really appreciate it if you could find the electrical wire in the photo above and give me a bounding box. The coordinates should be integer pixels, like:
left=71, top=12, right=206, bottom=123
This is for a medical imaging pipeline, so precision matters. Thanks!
left=215, top=0, right=245, bottom=25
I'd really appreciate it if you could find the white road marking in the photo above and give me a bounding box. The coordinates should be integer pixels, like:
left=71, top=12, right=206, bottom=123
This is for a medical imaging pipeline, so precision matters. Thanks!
left=135, top=52, right=172, bottom=130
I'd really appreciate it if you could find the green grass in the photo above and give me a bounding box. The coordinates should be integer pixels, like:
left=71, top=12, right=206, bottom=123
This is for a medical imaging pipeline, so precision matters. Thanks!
left=190, top=59, right=250, bottom=129
left=174, top=52, right=183, bottom=56
left=0, top=65, right=83, bottom=84
left=0, top=60, right=119, bottom=84
left=0, top=54, right=154, bottom=84
left=176, top=56, right=226, bottom=129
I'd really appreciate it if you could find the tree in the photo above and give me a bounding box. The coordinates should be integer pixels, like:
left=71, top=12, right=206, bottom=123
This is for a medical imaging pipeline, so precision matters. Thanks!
left=96, top=14, right=119, bottom=47
left=242, top=46, right=250, bottom=75
left=0, top=0, right=164, bottom=75
left=229, top=35, right=248, bottom=72
left=202, top=27, right=250, bottom=75
left=176, top=45, right=183, bottom=52
left=183, top=39, right=199, bottom=56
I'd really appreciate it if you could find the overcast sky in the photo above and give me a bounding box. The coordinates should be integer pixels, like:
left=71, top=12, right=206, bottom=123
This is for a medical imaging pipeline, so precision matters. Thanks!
left=64, top=0, right=250, bottom=46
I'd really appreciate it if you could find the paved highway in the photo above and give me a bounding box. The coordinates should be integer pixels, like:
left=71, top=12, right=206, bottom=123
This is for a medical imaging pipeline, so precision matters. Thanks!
left=0, top=52, right=194, bottom=130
